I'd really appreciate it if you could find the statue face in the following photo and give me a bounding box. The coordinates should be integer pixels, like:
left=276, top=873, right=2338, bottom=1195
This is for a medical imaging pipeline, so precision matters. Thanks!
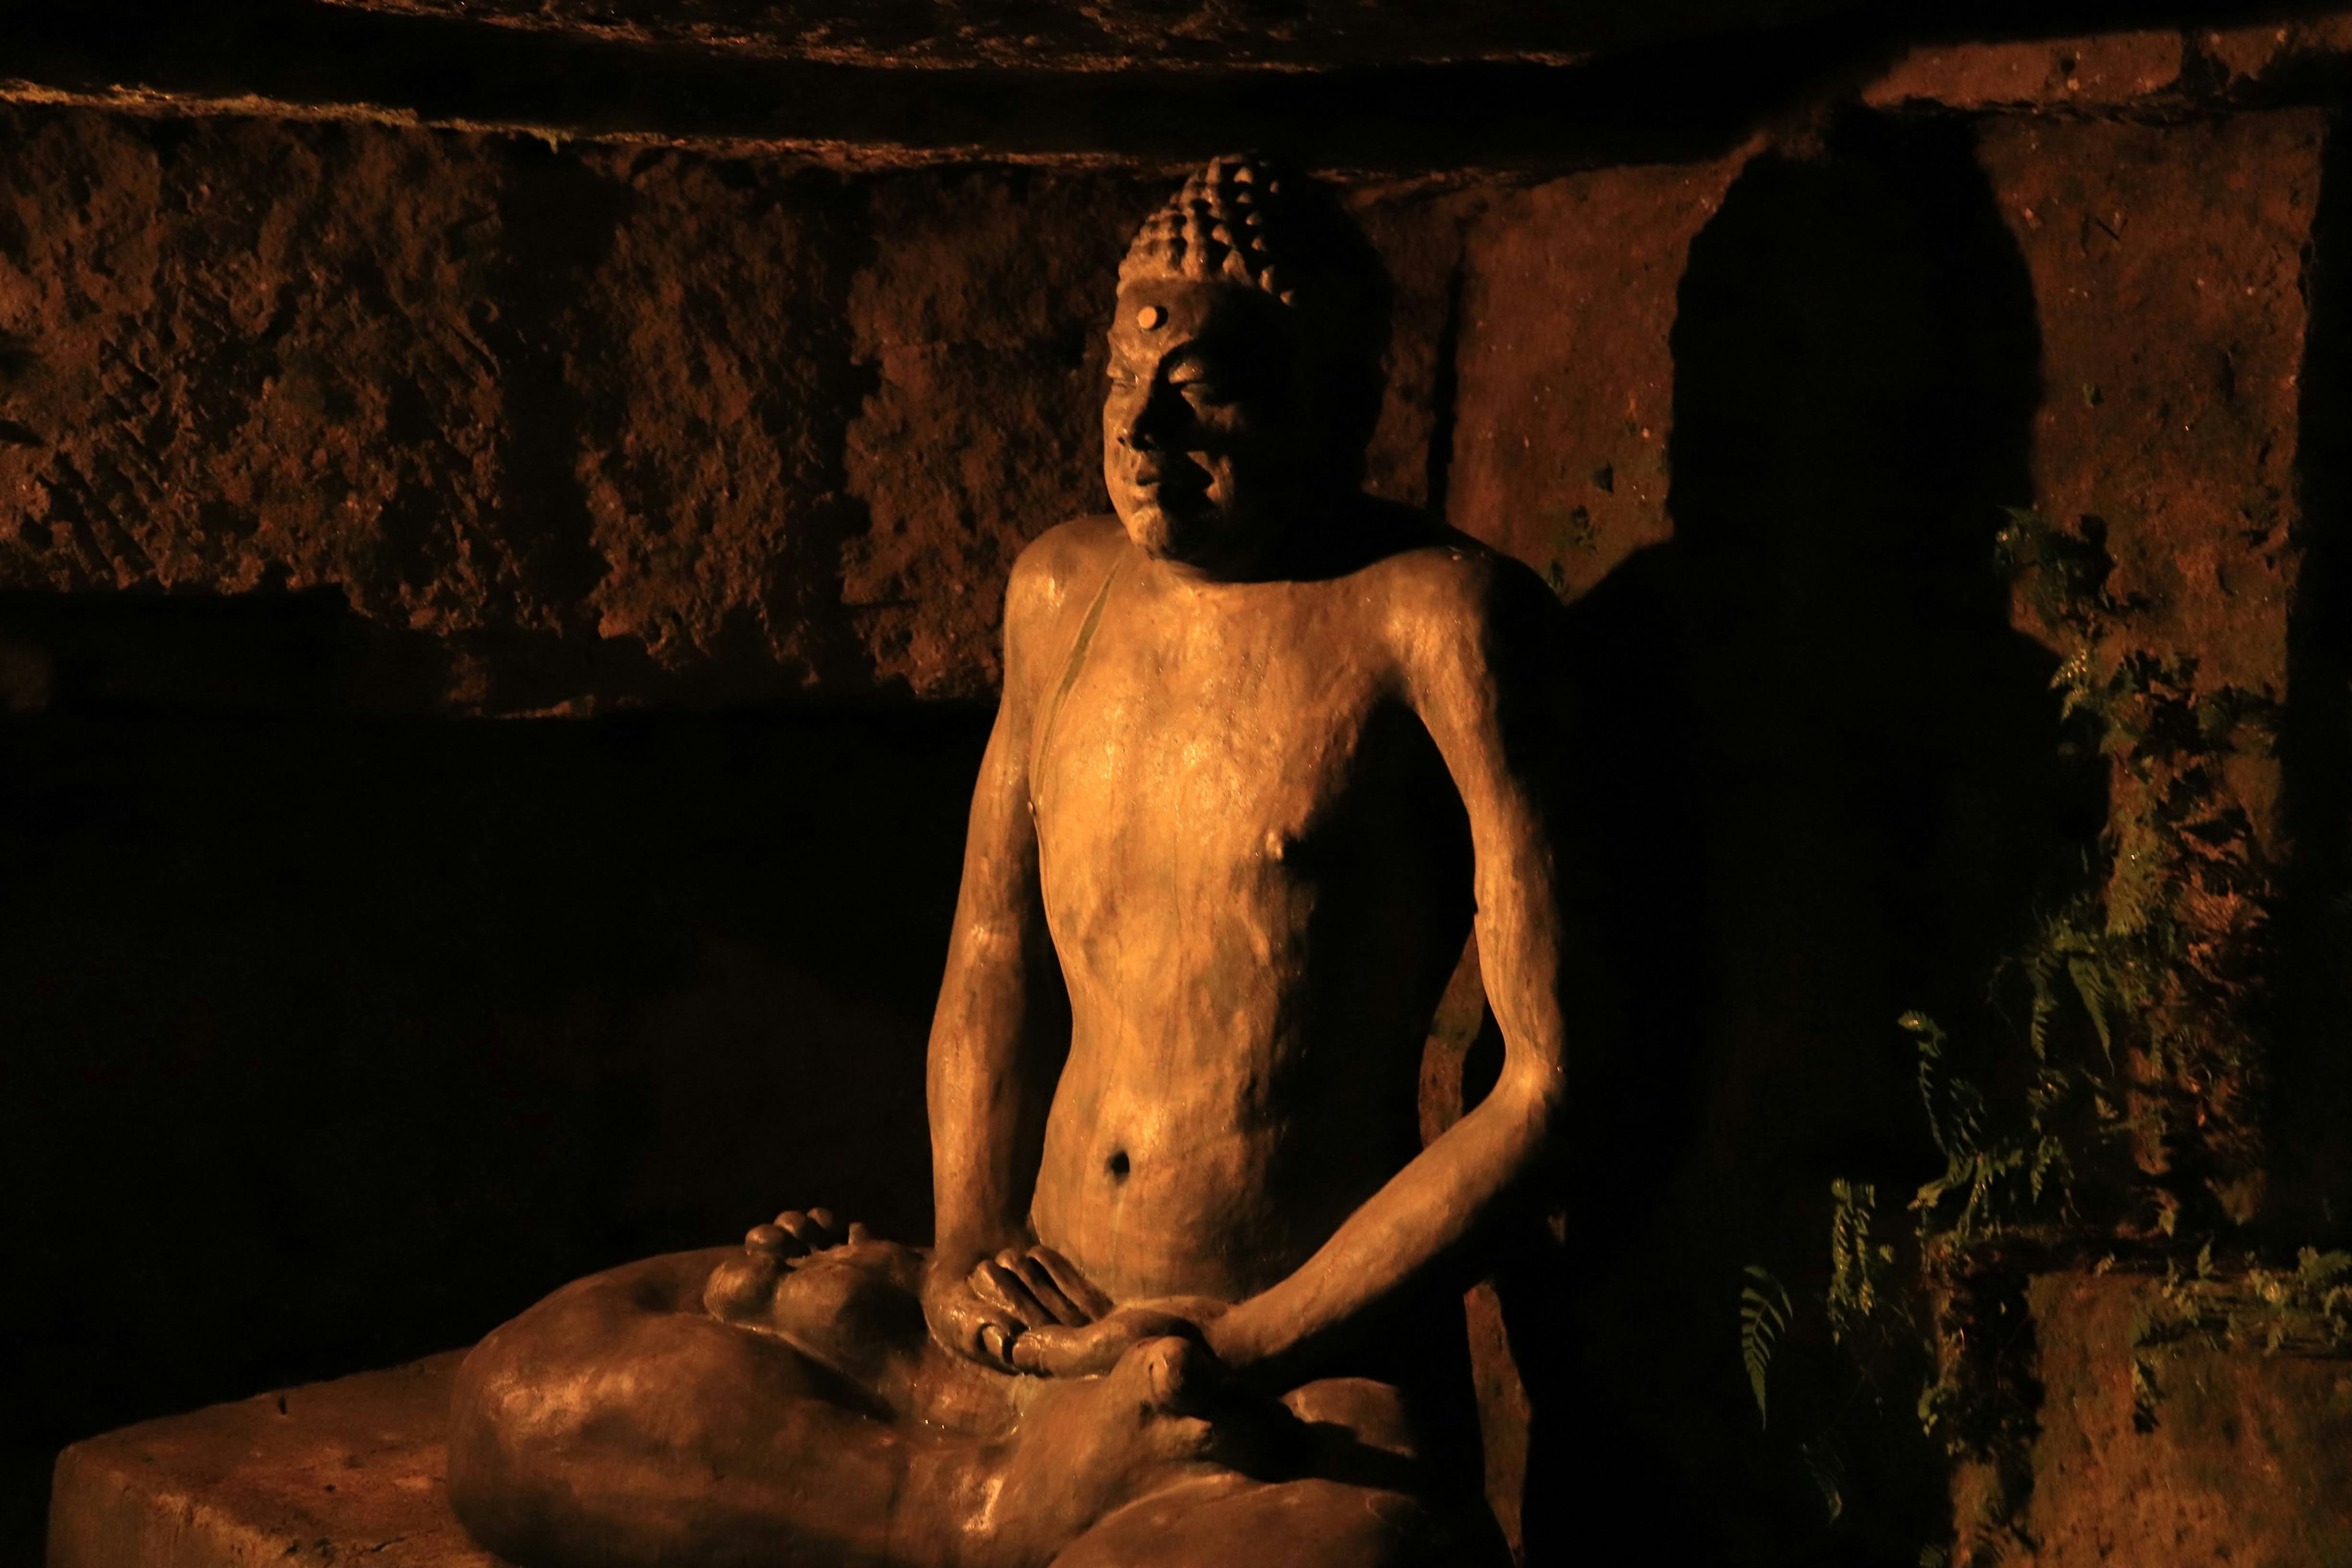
left=1103, top=279, right=1311, bottom=574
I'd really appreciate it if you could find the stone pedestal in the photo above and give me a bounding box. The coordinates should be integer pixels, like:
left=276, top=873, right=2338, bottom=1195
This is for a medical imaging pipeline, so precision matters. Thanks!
left=48, top=1353, right=501, bottom=1568
left=1951, top=1273, right=2352, bottom=1567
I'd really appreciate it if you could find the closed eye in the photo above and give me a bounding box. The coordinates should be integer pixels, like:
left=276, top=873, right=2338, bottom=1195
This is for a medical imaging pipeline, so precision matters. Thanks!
left=1170, top=372, right=1229, bottom=402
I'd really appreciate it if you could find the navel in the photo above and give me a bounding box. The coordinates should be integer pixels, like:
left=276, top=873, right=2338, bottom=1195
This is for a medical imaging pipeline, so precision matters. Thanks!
left=1106, top=1149, right=1131, bottom=1180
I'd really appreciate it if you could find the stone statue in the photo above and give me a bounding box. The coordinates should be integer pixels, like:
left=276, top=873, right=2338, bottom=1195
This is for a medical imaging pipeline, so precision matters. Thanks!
left=450, top=154, right=1591, bottom=1568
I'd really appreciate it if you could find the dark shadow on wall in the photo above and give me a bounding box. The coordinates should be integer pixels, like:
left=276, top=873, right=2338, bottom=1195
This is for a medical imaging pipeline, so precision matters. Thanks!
left=0, top=593, right=990, bottom=1565
left=2272, top=110, right=2352, bottom=1250
left=1506, top=111, right=2105, bottom=1568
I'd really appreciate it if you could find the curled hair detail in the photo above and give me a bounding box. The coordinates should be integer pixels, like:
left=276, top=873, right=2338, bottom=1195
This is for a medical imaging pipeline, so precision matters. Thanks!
left=1120, top=154, right=1393, bottom=481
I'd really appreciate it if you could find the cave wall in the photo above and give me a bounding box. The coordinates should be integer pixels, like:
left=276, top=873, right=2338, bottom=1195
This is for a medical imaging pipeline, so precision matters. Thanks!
left=4, top=17, right=2348, bottom=1568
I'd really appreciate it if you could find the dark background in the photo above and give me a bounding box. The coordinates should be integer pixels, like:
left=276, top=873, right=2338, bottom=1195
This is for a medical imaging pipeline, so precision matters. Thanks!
left=0, top=621, right=987, bottom=1561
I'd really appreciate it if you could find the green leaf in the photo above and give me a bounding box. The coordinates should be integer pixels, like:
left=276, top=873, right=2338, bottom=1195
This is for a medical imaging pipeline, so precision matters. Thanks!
left=2299, top=1247, right=2351, bottom=1281
left=1740, top=1264, right=1793, bottom=1430
left=2067, top=954, right=2116, bottom=1069
left=1829, top=1180, right=1883, bottom=1343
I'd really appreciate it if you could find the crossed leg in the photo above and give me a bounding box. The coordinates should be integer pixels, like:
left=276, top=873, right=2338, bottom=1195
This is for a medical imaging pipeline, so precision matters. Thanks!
left=449, top=1221, right=1500, bottom=1568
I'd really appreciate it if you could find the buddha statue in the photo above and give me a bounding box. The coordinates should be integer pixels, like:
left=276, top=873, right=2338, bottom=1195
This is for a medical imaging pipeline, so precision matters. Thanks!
left=449, top=154, right=1591, bottom=1568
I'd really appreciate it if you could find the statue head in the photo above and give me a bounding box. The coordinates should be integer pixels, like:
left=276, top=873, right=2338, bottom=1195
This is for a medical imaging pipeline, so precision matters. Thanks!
left=1105, top=154, right=1391, bottom=574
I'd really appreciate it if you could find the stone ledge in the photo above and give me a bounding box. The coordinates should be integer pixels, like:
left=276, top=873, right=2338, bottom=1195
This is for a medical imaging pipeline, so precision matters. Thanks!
left=48, top=1352, right=500, bottom=1568
left=1950, top=1271, right=2352, bottom=1567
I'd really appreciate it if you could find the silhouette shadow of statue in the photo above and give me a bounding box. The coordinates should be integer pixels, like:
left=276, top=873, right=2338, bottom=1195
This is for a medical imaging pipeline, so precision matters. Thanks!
left=1496, top=112, right=2106, bottom=1568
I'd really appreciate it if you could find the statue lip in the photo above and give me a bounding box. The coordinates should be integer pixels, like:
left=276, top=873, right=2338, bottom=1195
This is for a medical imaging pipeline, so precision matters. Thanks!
left=1123, top=461, right=1202, bottom=494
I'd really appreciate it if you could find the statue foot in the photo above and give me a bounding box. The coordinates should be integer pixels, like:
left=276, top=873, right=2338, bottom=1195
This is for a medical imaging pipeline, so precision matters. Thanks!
left=704, top=1205, right=864, bottom=1315
left=704, top=1205, right=901, bottom=1323
left=703, top=1208, right=930, bottom=1401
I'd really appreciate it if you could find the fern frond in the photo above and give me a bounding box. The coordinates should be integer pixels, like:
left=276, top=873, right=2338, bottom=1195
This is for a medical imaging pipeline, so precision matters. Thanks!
left=2029, top=1134, right=2070, bottom=1203
left=2067, top=954, right=2116, bottom=1069
left=1828, top=1179, right=1882, bottom=1343
left=2025, top=946, right=2062, bottom=1061
left=1740, top=1264, right=1793, bottom=1430
left=1948, top=1077, right=1989, bottom=1161
left=2299, top=1247, right=2352, bottom=1288
left=1902, top=1012, right=1964, bottom=1159
left=1798, top=1439, right=1845, bottom=1523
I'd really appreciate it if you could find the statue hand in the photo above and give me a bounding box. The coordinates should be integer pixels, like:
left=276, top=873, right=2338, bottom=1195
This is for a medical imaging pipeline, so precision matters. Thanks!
left=969, top=1245, right=1114, bottom=1329
left=924, top=1245, right=1106, bottom=1371
left=1009, top=1297, right=1229, bottom=1379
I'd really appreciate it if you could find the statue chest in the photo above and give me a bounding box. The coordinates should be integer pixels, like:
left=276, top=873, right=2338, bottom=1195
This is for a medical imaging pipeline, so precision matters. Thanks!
left=1029, top=606, right=1397, bottom=937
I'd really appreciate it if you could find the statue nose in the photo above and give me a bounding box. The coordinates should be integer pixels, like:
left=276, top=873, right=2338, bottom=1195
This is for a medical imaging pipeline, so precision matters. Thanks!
left=1119, top=381, right=1186, bottom=453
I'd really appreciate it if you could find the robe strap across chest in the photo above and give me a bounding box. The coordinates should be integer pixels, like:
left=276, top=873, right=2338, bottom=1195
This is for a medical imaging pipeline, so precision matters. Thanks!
left=1029, top=545, right=1128, bottom=812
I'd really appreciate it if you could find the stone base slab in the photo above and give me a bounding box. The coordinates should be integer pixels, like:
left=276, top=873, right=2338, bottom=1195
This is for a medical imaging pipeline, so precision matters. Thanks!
left=48, top=1352, right=502, bottom=1568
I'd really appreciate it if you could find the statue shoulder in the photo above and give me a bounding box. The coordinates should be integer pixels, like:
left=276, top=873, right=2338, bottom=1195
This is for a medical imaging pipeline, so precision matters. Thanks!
left=1376, top=527, right=1565, bottom=665
left=1008, top=517, right=1124, bottom=612
left=1002, top=516, right=1127, bottom=682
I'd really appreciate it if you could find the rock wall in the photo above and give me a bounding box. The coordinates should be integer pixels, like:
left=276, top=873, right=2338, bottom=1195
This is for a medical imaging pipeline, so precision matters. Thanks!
left=0, top=118, right=1501, bottom=709
left=1951, top=1270, right=2352, bottom=1566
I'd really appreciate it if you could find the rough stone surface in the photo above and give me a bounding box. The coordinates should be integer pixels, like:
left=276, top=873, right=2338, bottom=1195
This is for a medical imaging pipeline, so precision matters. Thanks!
left=0, top=104, right=2326, bottom=714
left=0, top=111, right=510, bottom=627
left=1982, top=112, right=2315, bottom=764
left=1444, top=157, right=1744, bottom=594
left=0, top=113, right=1476, bottom=709
left=560, top=148, right=867, bottom=704
left=1947, top=1272, right=2352, bottom=1567
left=1863, top=32, right=2188, bottom=111
left=840, top=171, right=1147, bottom=696
left=1348, top=181, right=1488, bottom=518
left=311, top=0, right=1849, bottom=71
left=2202, top=17, right=2352, bottom=91
left=1980, top=113, right=2318, bottom=1197
left=48, top=1354, right=497, bottom=1568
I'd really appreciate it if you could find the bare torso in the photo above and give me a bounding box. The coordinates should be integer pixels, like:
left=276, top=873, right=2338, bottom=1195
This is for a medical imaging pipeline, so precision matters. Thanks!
left=451, top=168, right=1566, bottom=1568
left=1024, top=513, right=1479, bottom=1305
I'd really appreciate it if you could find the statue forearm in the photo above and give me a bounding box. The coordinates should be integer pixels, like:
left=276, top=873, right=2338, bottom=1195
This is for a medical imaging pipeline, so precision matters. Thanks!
left=927, top=912, right=1067, bottom=1262
left=1210, top=1057, right=1561, bottom=1382
left=928, top=687, right=1068, bottom=1265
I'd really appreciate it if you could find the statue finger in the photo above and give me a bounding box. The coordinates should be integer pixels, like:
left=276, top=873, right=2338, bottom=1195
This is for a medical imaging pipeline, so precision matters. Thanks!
left=967, top=1253, right=1015, bottom=1295
left=973, top=1259, right=1056, bottom=1330
left=846, top=1221, right=872, bottom=1244
left=1008, top=1254, right=1088, bottom=1325
left=1007, top=1327, right=1061, bottom=1375
left=1027, top=1246, right=1114, bottom=1321
left=925, top=1287, right=1010, bottom=1368
left=805, top=1207, right=840, bottom=1240
left=988, top=1254, right=1061, bottom=1330
left=977, top=1322, right=1023, bottom=1371
left=1010, top=1323, right=1113, bottom=1378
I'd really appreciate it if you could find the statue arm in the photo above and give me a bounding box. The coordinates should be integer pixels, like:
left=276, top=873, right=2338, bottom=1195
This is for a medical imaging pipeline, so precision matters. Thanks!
left=924, top=534, right=1084, bottom=1359
left=1212, top=554, right=1585, bottom=1384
